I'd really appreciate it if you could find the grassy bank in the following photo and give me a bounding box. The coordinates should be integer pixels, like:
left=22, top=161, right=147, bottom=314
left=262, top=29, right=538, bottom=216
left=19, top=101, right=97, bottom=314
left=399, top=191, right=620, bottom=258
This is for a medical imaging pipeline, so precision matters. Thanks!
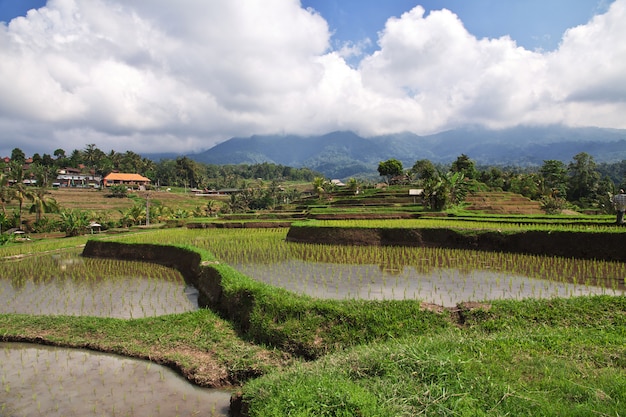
left=0, top=309, right=294, bottom=388
left=242, top=296, right=626, bottom=416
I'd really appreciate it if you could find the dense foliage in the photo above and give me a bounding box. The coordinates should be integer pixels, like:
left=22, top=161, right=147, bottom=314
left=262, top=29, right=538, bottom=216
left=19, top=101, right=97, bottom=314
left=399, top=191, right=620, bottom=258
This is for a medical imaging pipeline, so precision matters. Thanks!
left=1, top=143, right=626, bottom=234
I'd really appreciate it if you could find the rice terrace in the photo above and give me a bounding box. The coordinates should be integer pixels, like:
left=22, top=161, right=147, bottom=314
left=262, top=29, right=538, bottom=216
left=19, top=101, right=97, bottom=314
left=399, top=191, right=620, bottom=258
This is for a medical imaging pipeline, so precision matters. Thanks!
left=2, top=0, right=626, bottom=414
left=1, top=182, right=626, bottom=416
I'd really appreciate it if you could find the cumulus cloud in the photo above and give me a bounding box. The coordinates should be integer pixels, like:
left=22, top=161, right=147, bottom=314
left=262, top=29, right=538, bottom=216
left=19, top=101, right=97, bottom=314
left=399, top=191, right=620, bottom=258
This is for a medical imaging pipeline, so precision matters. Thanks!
left=0, top=0, right=624, bottom=156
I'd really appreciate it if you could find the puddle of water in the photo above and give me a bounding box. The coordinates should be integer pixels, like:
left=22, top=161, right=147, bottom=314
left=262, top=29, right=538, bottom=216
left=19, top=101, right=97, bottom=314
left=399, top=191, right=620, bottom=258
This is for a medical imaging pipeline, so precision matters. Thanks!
left=0, top=343, right=231, bottom=417
left=231, top=260, right=626, bottom=307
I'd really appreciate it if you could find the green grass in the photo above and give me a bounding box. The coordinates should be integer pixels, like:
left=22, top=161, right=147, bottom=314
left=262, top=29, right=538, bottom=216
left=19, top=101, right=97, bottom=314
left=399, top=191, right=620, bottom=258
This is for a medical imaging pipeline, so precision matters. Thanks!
left=0, top=230, right=152, bottom=259
left=297, top=217, right=623, bottom=233
left=0, top=235, right=91, bottom=258
left=242, top=296, right=626, bottom=417
left=0, top=309, right=294, bottom=387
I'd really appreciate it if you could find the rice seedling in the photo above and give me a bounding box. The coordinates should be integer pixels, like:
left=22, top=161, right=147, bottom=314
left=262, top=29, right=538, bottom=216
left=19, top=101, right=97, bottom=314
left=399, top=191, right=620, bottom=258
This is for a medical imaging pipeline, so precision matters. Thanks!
left=0, top=251, right=197, bottom=318
left=311, top=218, right=626, bottom=233
left=100, top=227, right=626, bottom=307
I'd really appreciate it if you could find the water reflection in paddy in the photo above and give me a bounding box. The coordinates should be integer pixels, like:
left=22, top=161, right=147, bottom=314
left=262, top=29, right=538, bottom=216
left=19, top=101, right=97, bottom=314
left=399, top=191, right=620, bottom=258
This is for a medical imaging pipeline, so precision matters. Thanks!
left=216, top=242, right=626, bottom=307
left=0, top=253, right=223, bottom=416
left=0, top=252, right=197, bottom=318
left=0, top=343, right=230, bottom=417
left=231, top=260, right=625, bottom=307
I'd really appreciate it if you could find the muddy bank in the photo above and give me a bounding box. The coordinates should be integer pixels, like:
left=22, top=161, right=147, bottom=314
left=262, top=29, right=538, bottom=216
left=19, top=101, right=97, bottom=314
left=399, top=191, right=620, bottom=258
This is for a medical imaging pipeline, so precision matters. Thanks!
left=286, top=225, right=626, bottom=263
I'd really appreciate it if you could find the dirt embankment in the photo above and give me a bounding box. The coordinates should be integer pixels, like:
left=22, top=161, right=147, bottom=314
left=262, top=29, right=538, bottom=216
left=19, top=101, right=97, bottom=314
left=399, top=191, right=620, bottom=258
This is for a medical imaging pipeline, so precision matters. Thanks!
left=286, top=225, right=626, bottom=263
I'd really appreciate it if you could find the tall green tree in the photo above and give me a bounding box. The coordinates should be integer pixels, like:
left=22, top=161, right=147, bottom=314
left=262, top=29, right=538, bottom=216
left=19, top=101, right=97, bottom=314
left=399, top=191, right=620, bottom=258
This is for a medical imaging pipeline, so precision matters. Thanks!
left=0, top=171, right=10, bottom=216
left=479, top=167, right=506, bottom=190
left=29, top=163, right=54, bottom=189
left=41, top=153, right=55, bottom=167
left=378, top=159, right=403, bottom=184
left=175, top=156, right=199, bottom=189
left=69, top=149, right=82, bottom=168
left=10, top=148, right=25, bottom=164
left=28, top=163, right=59, bottom=222
left=509, top=173, right=542, bottom=200
left=540, top=160, right=568, bottom=198
left=411, top=159, right=438, bottom=183
left=53, top=148, right=69, bottom=168
left=568, top=152, right=600, bottom=205
left=83, top=144, right=108, bottom=174
left=312, top=177, right=326, bottom=199
left=451, top=154, right=478, bottom=179
left=29, top=191, right=59, bottom=223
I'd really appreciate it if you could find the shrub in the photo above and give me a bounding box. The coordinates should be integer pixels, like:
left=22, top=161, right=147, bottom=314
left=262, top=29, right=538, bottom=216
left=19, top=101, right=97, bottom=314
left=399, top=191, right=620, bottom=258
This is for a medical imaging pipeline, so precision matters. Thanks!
left=540, top=196, right=568, bottom=214
left=107, top=184, right=128, bottom=198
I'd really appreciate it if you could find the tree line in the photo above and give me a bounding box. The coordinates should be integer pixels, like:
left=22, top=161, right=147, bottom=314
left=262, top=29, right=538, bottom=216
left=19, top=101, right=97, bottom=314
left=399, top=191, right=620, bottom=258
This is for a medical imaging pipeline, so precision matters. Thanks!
left=1, top=144, right=323, bottom=237
left=377, top=152, right=626, bottom=212
left=4, top=144, right=320, bottom=190
left=2, top=143, right=625, bottom=238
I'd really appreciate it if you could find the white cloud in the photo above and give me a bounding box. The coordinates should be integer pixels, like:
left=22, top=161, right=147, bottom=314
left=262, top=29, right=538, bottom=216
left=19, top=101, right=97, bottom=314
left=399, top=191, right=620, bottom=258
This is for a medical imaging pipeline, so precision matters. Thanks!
left=0, top=0, right=624, bottom=156
left=545, top=0, right=626, bottom=126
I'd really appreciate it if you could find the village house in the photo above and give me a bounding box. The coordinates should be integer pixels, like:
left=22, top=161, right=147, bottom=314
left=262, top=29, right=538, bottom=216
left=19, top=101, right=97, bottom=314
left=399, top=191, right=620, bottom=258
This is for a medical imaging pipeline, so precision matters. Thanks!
left=54, top=167, right=102, bottom=188
left=103, top=173, right=151, bottom=189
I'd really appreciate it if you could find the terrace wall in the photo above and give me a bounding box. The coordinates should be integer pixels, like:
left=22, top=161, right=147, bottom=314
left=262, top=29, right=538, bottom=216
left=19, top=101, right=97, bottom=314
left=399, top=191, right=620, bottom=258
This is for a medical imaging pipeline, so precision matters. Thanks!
left=82, top=241, right=201, bottom=284
left=286, top=226, right=626, bottom=263
left=82, top=240, right=251, bottom=326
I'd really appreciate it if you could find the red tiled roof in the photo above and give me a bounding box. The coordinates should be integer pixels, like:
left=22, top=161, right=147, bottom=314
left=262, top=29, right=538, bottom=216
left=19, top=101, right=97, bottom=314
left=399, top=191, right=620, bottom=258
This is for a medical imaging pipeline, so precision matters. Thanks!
left=104, top=173, right=150, bottom=182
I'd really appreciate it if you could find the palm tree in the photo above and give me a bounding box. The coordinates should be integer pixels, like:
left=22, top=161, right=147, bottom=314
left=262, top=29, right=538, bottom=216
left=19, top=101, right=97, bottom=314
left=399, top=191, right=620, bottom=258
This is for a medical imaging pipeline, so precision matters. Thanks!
left=8, top=162, right=34, bottom=229
left=120, top=203, right=146, bottom=226
left=29, top=189, right=60, bottom=222
left=28, top=163, right=59, bottom=222
left=313, top=177, right=326, bottom=199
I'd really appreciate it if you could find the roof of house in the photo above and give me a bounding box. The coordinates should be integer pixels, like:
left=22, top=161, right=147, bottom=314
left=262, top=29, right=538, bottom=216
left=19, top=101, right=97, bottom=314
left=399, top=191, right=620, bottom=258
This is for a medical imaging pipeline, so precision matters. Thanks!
left=104, top=173, right=150, bottom=182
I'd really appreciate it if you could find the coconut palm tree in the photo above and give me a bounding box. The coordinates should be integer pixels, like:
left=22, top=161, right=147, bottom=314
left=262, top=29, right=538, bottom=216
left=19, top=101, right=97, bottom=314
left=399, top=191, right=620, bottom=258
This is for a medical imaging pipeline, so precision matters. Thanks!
left=29, top=189, right=60, bottom=223
left=313, top=177, right=326, bottom=199
left=8, top=162, right=34, bottom=229
left=28, top=163, right=59, bottom=223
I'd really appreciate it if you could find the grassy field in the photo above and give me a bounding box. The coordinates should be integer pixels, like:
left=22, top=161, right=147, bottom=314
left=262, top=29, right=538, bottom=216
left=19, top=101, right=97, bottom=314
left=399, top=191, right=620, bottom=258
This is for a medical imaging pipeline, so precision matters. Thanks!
left=4, top=187, right=218, bottom=226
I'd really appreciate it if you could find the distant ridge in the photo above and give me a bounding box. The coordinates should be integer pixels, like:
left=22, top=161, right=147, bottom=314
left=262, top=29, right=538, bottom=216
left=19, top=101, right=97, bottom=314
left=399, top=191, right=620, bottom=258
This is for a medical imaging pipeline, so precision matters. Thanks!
left=158, top=126, right=626, bottom=179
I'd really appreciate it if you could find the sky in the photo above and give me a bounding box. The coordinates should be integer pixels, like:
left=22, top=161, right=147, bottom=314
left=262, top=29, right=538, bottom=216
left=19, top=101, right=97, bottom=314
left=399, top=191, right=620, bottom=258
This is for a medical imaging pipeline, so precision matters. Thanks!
left=0, top=0, right=624, bottom=157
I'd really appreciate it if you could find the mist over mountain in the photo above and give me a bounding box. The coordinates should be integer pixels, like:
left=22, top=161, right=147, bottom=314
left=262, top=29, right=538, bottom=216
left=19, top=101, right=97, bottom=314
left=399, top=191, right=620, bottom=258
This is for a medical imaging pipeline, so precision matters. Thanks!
left=151, top=126, right=626, bottom=179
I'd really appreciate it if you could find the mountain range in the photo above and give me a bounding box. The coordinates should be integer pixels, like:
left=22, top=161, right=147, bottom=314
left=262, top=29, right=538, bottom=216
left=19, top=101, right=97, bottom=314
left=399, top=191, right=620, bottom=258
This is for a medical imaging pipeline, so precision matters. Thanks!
left=149, top=125, right=626, bottom=179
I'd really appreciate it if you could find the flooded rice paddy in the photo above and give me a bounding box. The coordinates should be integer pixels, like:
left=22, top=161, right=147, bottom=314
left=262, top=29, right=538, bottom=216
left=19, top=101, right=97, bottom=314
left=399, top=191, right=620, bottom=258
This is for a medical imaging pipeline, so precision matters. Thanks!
left=228, top=260, right=626, bottom=306
left=209, top=234, right=626, bottom=307
left=0, top=251, right=228, bottom=416
left=0, top=251, right=198, bottom=318
left=0, top=343, right=230, bottom=417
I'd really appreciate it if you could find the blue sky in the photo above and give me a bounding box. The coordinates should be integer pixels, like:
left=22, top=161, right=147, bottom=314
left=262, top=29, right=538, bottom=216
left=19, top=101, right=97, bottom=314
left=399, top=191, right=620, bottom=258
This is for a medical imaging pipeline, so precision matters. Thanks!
left=2, top=0, right=611, bottom=51
left=301, top=0, right=611, bottom=52
left=0, top=0, right=43, bottom=22
left=0, top=0, right=624, bottom=156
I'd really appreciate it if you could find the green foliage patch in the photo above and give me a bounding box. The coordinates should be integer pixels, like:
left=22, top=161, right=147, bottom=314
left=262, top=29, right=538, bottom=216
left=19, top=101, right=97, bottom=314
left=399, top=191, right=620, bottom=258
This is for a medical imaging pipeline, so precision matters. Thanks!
left=244, top=296, right=626, bottom=416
